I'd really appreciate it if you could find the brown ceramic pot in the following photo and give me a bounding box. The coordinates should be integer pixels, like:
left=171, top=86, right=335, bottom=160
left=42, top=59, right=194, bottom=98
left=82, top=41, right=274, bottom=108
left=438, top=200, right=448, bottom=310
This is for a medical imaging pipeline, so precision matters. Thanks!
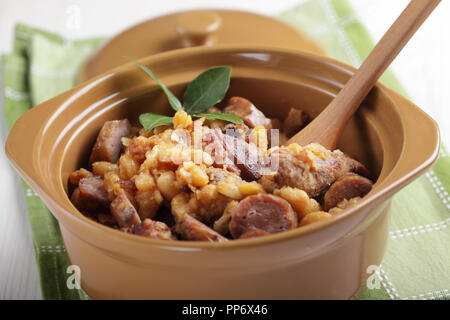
left=5, top=46, right=440, bottom=299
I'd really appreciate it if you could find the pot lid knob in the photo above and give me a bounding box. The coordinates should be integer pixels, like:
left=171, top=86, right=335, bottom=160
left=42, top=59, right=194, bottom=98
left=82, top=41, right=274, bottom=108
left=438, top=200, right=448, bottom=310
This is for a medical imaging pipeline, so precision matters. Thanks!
left=175, top=10, right=222, bottom=47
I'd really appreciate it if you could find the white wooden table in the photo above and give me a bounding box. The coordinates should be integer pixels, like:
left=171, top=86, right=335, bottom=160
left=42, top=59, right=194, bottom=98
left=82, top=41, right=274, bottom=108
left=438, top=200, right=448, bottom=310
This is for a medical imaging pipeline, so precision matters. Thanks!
left=0, top=0, right=449, bottom=299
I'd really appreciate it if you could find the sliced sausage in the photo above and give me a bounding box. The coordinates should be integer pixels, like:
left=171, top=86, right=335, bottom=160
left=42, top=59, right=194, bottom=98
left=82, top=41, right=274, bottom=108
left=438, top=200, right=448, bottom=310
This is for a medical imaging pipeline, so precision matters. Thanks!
left=268, top=144, right=368, bottom=197
left=89, top=119, right=131, bottom=166
left=223, top=97, right=272, bottom=129
left=176, top=213, right=228, bottom=242
left=110, top=188, right=141, bottom=227
left=130, top=219, right=175, bottom=240
left=97, top=213, right=118, bottom=227
left=239, top=229, right=271, bottom=239
left=323, top=174, right=373, bottom=211
left=229, top=194, right=297, bottom=239
left=78, top=176, right=110, bottom=211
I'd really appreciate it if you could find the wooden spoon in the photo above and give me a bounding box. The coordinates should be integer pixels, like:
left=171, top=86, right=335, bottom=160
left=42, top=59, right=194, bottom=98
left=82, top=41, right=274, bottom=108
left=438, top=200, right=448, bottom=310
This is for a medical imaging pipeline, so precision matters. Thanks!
left=286, top=0, right=441, bottom=149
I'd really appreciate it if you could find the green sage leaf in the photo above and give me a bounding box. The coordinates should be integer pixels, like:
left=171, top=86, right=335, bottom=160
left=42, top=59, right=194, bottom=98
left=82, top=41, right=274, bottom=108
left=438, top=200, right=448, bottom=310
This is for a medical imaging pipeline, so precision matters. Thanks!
left=194, top=112, right=243, bottom=125
left=183, top=66, right=231, bottom=114
left=125, top=56, right=182, bottom=111
left=139, top=113, right=173, bottom=132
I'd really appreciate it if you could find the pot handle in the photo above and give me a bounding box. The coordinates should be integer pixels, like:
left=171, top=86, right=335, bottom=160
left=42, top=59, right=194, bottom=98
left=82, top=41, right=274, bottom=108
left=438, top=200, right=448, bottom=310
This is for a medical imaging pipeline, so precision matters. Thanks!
left=382, top=86, right=440, bottom=190
left=5, top=92, right=68, bottom=197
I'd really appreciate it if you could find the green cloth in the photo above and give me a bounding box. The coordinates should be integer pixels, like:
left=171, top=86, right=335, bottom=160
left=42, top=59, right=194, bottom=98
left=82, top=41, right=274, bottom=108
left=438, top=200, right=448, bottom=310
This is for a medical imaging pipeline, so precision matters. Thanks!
left=2, top=24, right=103, bottom=300
left=1, top=0, right=449, bottom=300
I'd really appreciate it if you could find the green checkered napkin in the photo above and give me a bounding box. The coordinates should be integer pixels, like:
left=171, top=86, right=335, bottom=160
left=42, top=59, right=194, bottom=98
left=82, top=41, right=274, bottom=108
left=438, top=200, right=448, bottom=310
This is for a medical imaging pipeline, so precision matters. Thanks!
left=2, top=0, right=449, bottom=300
left=2, top=25, right=103, bottom=300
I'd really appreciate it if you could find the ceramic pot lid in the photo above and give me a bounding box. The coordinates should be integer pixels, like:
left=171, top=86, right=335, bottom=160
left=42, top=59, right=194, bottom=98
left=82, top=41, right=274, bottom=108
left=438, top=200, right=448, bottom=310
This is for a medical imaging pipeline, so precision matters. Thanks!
left=77, top=9, right=325, bottom=82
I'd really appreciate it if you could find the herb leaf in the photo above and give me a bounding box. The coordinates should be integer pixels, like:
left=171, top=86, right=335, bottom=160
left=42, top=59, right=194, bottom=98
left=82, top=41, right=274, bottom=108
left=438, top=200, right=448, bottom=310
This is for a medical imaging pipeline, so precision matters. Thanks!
left=126, top=60, right=237, bottom=131
left=183, top=66, right=231, bottom=114
left=195, top=112, right=243, bottom=125
left=125, top=56, right=182, bottom=111
left=139, top=113, right=173, bottom=132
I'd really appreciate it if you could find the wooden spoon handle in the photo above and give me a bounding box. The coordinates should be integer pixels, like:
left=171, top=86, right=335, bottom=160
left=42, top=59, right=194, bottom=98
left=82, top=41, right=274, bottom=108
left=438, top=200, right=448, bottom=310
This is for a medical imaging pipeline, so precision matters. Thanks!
left=286, top=0, right=441, bottom=149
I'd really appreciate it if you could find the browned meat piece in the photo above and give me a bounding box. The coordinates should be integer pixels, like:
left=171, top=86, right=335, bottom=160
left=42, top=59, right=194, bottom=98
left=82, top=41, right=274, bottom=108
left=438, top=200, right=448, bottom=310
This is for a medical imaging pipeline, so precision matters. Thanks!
left=97, top=213, right=118, bottom=227
left=222, top=123, right=250, bottom=139
left=89, top=119, right=131, bottom=166
left=203, top=127, right=265, bottom=180
left=118, top=179, right=137, bottom=197
left=203, top=128, right=241, bottom=175
left=223, top=133, right=267, bottom=182
left=223, top=97, right=271, bottom=129
left=239, top=229, right=271, bottom=239
left=110, top=188, right=141, bottom=227
left=229, top=194, right=297, bottom=239
left=175, top=213, right=228, bottom=242
left=78, top=176, right=110, bottom=210
left=323, top=174, right=373, bottom=211
left=283, top=108, right=309, bottom=137
left=206, top=167, right=239, bottom=184
left=130, top=219, right=175, bottom=240
left=267, top=144, right=367, bottom=197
